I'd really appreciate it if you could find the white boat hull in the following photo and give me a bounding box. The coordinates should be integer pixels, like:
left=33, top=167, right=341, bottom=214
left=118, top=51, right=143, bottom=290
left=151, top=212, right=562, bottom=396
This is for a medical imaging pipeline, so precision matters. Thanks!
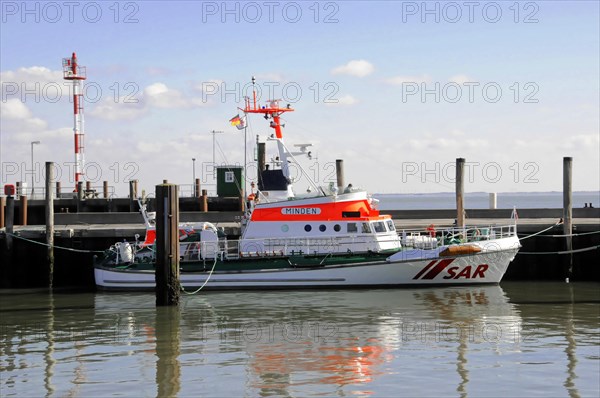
left=95, top=243, right=519, bottom=290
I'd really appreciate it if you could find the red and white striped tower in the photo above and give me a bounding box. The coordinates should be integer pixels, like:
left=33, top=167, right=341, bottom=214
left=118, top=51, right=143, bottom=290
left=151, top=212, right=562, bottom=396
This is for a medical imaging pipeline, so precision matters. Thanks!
left=62, top=52, right=87, bottom=188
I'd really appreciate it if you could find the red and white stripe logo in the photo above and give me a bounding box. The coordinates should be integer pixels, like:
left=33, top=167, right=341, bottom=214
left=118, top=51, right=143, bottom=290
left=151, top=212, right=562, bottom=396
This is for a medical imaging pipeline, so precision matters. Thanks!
left=413, top=259, right=456, bottom=280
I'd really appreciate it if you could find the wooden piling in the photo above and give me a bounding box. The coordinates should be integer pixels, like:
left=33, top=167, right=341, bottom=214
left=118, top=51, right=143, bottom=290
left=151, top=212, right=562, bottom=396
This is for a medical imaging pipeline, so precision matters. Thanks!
left=489, top=193, right=497, bottom=210
left=55, top=181, right=61, bottom=198
left=16, top=182, right=21, bottom=198
left=563, top=157, right=573, bottom=279
left=238, top=190, right=245, bottom=212
left=19, top=195, right=27, bottom=226
left=129, top=180, right=138, bottom=212
left=46, top=162, right=55, bottom=288
left=0, top=196, right=5, bottom=229
left=336, top=159, right=345, bottom=193
left=86, top=181, right=92, bottom=196
left=201, top=189, right=208, bottom=212
left=155, top=184, right=180, bottom=306
left=5, top=196, right=14, bottom=251
left=195, top=178, right=201, bottom=198
left=456, top=158, right=465, bottom=228
left=257, top=142, right=266, bottom=189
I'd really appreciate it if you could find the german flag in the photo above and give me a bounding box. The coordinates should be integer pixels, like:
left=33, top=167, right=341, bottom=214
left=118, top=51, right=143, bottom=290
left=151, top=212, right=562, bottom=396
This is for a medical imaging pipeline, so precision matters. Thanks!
left=230, top=114, right=241, bottom=126
left=229, top=114, right=246, bottom=130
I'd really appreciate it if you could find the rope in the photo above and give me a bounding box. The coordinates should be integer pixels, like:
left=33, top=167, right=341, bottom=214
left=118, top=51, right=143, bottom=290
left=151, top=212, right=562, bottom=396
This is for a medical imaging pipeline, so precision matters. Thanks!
left=518, top=221, right=562, bottom=240
left=518, top=230, right=600, bottom=238
left=181, top=255, right=219, bottom=295
left=5, top=232, right=105, bottom=253
left=518, top=245, right=600, bottom=255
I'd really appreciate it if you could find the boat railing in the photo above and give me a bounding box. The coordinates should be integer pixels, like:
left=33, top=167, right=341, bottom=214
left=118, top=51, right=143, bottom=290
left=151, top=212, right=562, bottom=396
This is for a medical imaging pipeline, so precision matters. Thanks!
left=399, top=224, right=518, bottom=248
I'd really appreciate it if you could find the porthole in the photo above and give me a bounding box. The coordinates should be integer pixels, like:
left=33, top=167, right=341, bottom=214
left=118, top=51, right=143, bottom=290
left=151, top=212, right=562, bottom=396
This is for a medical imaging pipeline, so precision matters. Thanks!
left=334, top=224, right=341, bottom=232
left=319, top=224, right=326, bottom=232
left=304, top=225, right=312, bottom=232
left=281, top=224, right=289, bottom=232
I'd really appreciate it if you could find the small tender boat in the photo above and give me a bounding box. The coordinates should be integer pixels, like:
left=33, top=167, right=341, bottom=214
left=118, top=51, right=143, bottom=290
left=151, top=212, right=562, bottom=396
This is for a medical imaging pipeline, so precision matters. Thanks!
left=94, top=81, right=520, bottom=290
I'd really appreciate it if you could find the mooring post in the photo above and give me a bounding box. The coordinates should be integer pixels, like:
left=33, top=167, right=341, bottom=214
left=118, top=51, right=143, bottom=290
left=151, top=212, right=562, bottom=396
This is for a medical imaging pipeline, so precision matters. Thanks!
left=489, top=192, right=497, bottom=210
left=456, top=158, right=465, bottom=229
left=46, top=162, right=55, bottom=288
left=0, top=196, right=5, bottom=229
left=103, top=181, right=109, bottom=199
left=19, top=195, right=28, bottom=226
left=55, top=181, right=61, bottom=198
left=257, top=142, right=266, bottom=189
left=129, top=180, right=138, bottom=212
left=194, top=178, right=201, bottom=198
left=155, top=184, right=180, bottom=306
left=238, top=190, right=245, bottom=212
left=76, top=181, right=84, bottom=212
left=563, top=157, right=573, bottom=281
left=201, top=189, right=208, bottom=212
left=5, top=195, right=14, bottom=251
left=336, top=159, right=345, bottom=193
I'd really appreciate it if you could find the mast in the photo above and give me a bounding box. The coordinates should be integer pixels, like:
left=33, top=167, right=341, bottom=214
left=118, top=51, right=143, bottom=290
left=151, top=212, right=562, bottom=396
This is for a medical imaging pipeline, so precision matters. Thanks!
left=242, top=77, right=294, bottom=181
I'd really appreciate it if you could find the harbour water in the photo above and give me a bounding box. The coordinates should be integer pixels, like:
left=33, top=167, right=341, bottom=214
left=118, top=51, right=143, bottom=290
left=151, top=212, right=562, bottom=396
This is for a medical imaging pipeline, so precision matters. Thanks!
left=1, top=282, right=598, bottom=397
left=374, top=191, right=600, bottom=210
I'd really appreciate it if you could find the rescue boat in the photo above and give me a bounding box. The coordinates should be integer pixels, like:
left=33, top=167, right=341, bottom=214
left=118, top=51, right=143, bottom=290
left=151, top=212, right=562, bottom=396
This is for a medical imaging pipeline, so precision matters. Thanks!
left=94, top=80, right=521, bottom=290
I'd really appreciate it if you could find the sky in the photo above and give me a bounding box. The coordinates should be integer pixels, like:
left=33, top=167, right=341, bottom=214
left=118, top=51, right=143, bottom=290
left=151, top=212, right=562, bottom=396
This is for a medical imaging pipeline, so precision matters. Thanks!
left=1, top=0, right=599, bottom=197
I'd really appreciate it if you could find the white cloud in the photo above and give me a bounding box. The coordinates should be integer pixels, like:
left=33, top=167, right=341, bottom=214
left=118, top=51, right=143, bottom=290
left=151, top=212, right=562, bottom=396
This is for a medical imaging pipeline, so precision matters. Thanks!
left=331, top=60, right=374, bottom=78
left=0, top=66, right=63, bottom=84
left=448, top=74, right=474, bottom=84
left=88, top=97, right=146, bottom=121
left=144, top=82, right=190, bottom=109
left=255, top=73, right=285, bottom=82
left=325, top=94, right=358, bottom=106
left=564, top=133, right=600, bottom=151
left=1, top=98, right=33, bottom=119
left=384, top=74, right=431, bottom=85
left=0, top=99, right=48, bottom=131
left=1, top=66, right=66, bottom=103
left=89, top=82, right=206, bottom=120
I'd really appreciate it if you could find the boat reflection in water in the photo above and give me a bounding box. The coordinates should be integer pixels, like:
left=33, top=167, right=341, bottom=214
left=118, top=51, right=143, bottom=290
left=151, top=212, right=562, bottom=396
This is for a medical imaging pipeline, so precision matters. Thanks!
left=1, top=283, right=598, bottom=397
left=95, top=285, right=524, bottom=396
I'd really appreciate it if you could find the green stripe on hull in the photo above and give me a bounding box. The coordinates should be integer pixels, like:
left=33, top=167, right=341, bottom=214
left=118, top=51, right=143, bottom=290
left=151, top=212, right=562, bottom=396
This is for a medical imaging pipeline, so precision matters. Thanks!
left=100, top=250, right=398, bottom=273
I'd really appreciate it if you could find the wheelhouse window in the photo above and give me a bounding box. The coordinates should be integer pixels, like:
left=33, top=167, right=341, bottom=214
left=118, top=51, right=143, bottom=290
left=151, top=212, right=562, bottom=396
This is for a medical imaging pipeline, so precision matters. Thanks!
left=373, top=222, right=386, bottom=233
left=386, top=220, right=395, bottom=232
left=347, top=223, right=358, bottom=233
left=342, top=211, right=360, bottom=218
left=361, top=223, right=371, bottom=234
